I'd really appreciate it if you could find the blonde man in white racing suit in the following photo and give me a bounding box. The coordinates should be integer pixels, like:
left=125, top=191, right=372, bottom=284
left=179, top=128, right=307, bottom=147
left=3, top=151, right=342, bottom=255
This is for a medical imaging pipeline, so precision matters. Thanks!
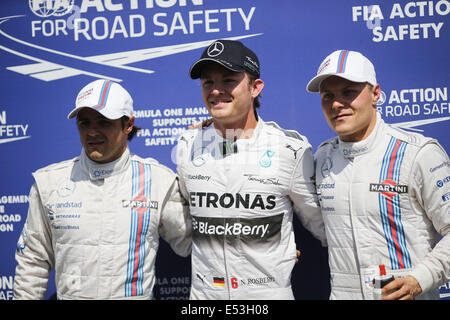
left=307, top=50, right=450, bottom=300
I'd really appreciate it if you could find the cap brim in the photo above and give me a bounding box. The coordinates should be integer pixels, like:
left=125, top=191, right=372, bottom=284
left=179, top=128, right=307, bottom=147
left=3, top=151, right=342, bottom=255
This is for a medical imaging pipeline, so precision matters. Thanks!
left=67, top=106, right=83, bottom=119
left=189, top=58, right=245, bottom=79
left=66, top=106, right=124, bottom=120
left=306, top=73, right=374, bottom=92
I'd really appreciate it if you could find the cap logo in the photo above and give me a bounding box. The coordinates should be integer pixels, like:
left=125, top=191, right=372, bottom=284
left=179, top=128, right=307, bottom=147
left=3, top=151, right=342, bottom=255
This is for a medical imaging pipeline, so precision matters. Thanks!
left=77, top=88, right=93, bottom=102
left=207, top=41, right=224, bottom=57
left=317, top=58, right=330, bottom=75
left=245, top=56, right=259, bottom=69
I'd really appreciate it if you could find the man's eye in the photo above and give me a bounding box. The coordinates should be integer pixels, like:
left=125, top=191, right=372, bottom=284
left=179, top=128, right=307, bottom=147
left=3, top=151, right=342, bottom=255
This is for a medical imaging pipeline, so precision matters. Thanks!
left=202, top=81, right=212, bottom=88
left=77, top=120, right=89, bottom=127
left=321, top=93, right=333, bottom=101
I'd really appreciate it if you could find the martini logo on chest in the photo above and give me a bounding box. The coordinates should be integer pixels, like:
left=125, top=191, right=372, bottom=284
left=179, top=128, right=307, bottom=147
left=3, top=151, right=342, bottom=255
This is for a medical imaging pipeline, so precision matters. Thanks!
left=369, top=179, right=408, bottom=198
left=122, top=196, right=158, bottom=214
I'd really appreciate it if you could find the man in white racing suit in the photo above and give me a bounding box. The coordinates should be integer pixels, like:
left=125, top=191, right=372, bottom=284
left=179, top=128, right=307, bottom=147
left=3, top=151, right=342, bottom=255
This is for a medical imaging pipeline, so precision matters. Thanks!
left=307, top=50, right=450, bottom=299
left=13, top=80, right=191, bottom=299
left=176, top=39, right=326, bottom=300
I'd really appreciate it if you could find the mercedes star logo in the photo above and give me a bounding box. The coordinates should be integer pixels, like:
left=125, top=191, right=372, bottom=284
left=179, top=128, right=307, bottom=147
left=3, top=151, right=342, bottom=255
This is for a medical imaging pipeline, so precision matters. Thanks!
left=207, top=41, right=224, bottom=57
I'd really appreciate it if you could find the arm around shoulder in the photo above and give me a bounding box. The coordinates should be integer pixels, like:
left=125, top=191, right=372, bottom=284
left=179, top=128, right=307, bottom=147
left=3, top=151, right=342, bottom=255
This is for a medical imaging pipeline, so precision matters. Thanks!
left=159, top=175, right=192, bottom=257
left=289, top=146, right=327, bottom=246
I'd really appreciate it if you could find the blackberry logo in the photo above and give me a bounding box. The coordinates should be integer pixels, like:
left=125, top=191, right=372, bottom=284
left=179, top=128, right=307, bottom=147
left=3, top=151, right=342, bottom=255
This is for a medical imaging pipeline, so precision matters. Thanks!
left=193, top=219, right=269, bottom=238
left=192, top=214, right=284, bottom=245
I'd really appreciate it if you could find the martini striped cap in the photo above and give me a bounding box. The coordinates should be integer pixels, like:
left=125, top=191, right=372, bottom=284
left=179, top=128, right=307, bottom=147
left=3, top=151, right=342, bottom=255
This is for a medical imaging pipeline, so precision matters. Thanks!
left=306, top=50, right=377, bottom=92
left=67, top=79, right=134, bottom=120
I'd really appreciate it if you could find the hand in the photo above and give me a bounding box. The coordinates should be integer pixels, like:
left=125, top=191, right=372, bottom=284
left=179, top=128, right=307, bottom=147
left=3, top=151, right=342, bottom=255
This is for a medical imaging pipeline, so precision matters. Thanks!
left=188, top=118, right=213, bottom=129
left=295, top=250, right=301, bottom=263
left=381, top=275, right=422, bottom=300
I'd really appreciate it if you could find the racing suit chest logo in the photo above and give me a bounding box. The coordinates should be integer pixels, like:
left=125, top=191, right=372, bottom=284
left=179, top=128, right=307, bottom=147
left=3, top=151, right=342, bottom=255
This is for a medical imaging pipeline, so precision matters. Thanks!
left=192, top=214, right=284, bottom=243
left=188, top=192, right=276, bottom=210
left=369, top=179, right=408, bottom=198
left=122, top=195, right=158, bottom=214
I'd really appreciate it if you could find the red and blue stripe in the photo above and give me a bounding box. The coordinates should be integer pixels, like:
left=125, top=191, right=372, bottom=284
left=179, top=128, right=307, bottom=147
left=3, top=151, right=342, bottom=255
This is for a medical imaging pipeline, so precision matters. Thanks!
left=336, top=50, right=349, bottom=73
left=378, top=137, right=411, bottom=269
left=94, top=80, right=113, bottom=112
left=125, top=160, right=152, bottom=297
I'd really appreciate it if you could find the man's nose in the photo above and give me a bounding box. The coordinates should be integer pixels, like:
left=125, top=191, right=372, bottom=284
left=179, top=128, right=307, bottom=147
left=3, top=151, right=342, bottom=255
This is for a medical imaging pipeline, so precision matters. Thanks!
left=210, top=83, right=225, bottom=95
left=86, top=124, right=101, bottom=136
left=331, top=98, right=345, bottom=110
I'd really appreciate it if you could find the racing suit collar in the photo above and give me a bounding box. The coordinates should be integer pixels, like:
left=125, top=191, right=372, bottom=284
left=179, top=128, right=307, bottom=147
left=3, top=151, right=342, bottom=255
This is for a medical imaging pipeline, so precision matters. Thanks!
left=338, top=112, right=383, bottom=159
left=80, top=147, right=131, bottom=180
left=211, top=119, right=263, bottom=155
left=211, top=118, right=263, bottom=143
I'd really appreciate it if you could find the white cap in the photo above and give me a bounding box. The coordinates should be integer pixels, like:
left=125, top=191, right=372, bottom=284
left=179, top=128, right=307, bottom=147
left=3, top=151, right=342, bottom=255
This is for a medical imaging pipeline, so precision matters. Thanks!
left=306, top=50, right=377, bottom=92
left=67, top=79, right=133, bottom=120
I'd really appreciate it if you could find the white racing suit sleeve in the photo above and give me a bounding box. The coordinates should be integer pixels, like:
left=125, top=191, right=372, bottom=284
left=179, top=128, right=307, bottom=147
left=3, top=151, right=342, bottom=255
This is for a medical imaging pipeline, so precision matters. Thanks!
left=13, top=183, right=54, bottom=300
left=409, top=143, right=450, bottom=293
left=289, top=146, right=327, bottom=246
left=159, top=177, right=192, bottom=257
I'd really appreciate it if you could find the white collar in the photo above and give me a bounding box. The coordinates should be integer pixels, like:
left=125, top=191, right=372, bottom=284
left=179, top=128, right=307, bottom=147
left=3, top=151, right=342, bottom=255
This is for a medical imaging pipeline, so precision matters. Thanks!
left=80, top=147, right=130, bottom=180
left=338, top=112, right=383, bottom=158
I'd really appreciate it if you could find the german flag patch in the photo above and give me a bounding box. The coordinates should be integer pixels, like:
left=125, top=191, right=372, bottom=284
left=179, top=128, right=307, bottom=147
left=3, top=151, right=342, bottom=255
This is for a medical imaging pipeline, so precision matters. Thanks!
left=213, top=277, right=225, bottom=287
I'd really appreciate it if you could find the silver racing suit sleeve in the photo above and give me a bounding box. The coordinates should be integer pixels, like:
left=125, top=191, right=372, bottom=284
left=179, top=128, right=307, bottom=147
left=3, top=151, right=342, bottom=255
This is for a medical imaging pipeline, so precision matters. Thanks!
left=13, top=183, right=54, bottom=300
left=289, top=146, right=327, bottom=246
left=409, top=142, right=450, bottom=293
left=159, top=177, right=192, bottom=257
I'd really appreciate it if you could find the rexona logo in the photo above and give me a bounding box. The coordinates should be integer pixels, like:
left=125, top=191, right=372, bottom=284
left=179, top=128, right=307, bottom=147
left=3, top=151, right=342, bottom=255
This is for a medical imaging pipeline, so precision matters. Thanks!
left=29, top=0, right=75, bottom=18
left=369, top=179, right=408, bottom=198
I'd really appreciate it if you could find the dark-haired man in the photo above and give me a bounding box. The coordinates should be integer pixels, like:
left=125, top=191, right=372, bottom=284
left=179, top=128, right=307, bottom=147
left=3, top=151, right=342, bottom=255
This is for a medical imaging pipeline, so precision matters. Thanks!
left=14, top=79, right=191, bottom=299
left=176, top=40, right=326, bottom=300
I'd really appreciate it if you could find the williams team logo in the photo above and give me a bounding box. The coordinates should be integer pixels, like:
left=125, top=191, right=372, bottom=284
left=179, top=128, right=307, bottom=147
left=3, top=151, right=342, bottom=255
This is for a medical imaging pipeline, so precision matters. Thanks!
left=369, top=179, right=408, bottom=198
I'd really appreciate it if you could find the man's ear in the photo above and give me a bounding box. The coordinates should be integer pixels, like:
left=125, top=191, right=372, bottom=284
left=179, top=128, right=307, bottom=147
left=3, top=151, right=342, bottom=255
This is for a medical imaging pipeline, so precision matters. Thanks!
left=251, top=79, right=264, bottom=99
left=125, top=116, right=135, bottom=134
left=372, top=84, right=381, bottom=107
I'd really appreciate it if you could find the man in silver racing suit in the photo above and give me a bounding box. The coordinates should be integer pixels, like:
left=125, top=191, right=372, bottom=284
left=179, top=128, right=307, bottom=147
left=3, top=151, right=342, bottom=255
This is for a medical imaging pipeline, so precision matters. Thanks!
left=176, top=39, right=326, bottom=300
left=14, top=80, right=191, bottom=299
left=307, top=50, right=450, bottom=299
